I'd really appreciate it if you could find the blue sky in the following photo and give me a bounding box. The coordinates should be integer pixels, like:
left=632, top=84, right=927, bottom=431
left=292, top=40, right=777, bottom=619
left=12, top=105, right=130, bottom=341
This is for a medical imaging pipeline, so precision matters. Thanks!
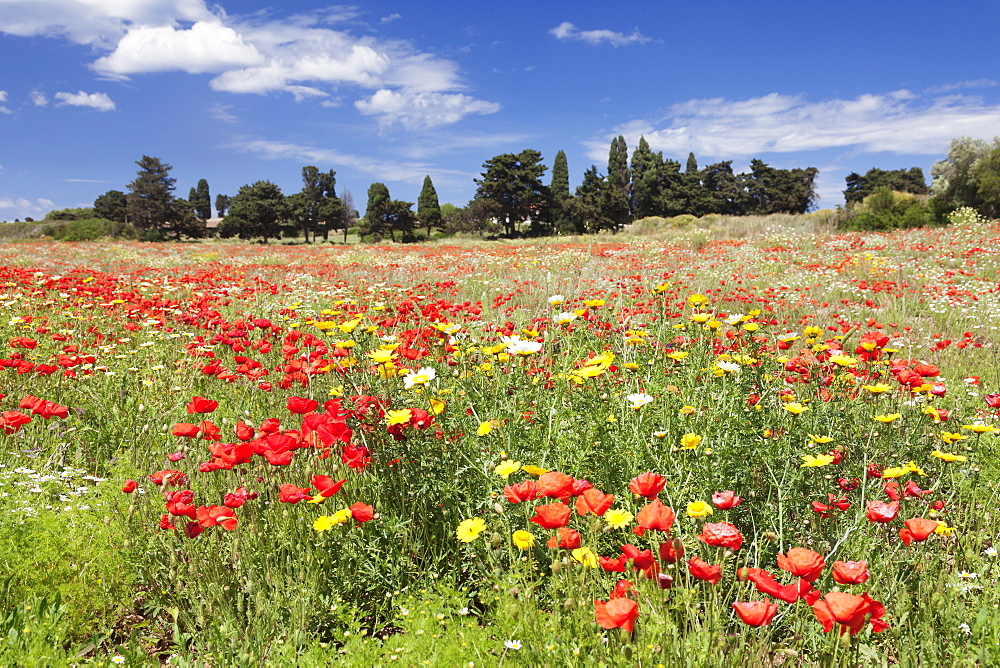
left=2, top=1, right=1000, bottom=222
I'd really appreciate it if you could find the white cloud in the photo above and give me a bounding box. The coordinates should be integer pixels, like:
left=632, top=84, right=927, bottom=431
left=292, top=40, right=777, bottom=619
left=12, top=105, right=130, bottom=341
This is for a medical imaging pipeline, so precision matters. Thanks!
left=209, top=103, right=238, bottom=123
left=549, top=21, right=651, bottom=47
left=355, top=89, right=500, bottom=129
left=587, top=90, right=1000, bottom=162
left=30, top=91, right=48, bottom=106
left=0, top=90, right=9, bottom=113
left=210, top=44, right=390, bottom=95
left=229, top=137, right=471, bottom=183
left=92, top=20, right=265, bottom=76
left=0, top=197, right=56, bottom=220
left=54, top=90, right=116, bottom=111
left=924, top=79, right=998, bottom=94
left=380, top=13, right=402, bottom=24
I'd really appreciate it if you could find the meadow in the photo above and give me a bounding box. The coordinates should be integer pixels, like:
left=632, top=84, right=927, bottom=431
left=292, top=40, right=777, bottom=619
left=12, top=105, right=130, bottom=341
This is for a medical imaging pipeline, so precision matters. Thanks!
left=0, top=212, right=998, bottom=667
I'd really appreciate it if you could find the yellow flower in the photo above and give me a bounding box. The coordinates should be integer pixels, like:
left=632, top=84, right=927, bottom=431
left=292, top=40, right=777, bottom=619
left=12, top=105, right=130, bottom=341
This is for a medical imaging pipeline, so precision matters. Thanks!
left=829, top=355, right=858, bottom=367
left=688, top=293, right=709, bottom=307
left=338, top=318, right=362, bottom=333
left=583, top=299, right=605, bottom=308
left=679, top=433, right=702, bottom=450
left=571, top=547, right=598, bottom=567
left=873, top=413, right=902, bottom=423
left=385, top=409, right=413, bottom=426
left=962, top=422, right=999, bottom=434
left=653, top=282, right=671, bottom=293
left=939, top=431, right=967, bottom=445
left=521, top=465, right=549, bottom=476
left=800, top=453, right=836, bottom=468
left=477, top=421, right=494, bottom=437
left=742, top=322, right=760, bottom=332
left=931, top=450, right=967, bottom=462
left=804, top=326, right=823, bottom=338
left=428, top=397, right=446, bottom=415
left=603, top=509, right=634, bottom=529
left=313, top=515, right=335, bottom=532
left=686, top=500, right=713, bottom=519
left=690, top=312, right=712, bottom=324
left=783, top=402, right=808, bottom=415
left=456, top=518, right=487, bottom=543
left=367, top=349, right=398, bottom=364
left=808, top=434, right=834, bottom=444
left=666, top=351, right=689, bottom=362
left=494, top=459, right=522, bottom=479
left=679, top=405, right=696, bottom=416
left=933, top=521, right=956, bottom=536
left=861, top=383, right=893, bottom=394
left=512, top=530, right=535, bottom=550
left=881, top=466, right=908, bottom=479
left=904, top=461, right=927, bottom=476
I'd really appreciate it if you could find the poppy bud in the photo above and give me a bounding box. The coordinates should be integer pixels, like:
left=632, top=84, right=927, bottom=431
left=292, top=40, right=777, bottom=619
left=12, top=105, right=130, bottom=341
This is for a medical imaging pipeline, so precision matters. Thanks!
left=764, top=531, right=778, bottom=543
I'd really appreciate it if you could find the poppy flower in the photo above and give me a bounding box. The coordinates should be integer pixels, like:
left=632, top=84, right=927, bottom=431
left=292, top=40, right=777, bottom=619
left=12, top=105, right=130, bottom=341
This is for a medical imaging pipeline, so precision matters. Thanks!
left=196, top=505, right=238, bottom=530
left=610, top=579, right=635, bottom=600
left=866, top=500, right=900, bottom=523
left=711, top=490, right=742, bottom=509
left=503, top=480, right=538, bottom=503
left=635, top=498, right=676, bottom=533
left=732, top=601, right=778, bottom=627
left=777, top=547, right=826, bottom=582
left=812, top=592, right=888, bottom=635
left=287, top=396, right=319, bottom=414
left=599, top=553, right=630, bottom=572
left=186, top=396, right=218, bottom=414
left=149, top=469, right=187, bottom=487
left=122, top=479, right=138, bottom=494
left=529, top=502, right=571, bottom=529
left=575, top=488, right=615, bottom=516
left=658, top=538, right=684, bottom=564
left=621, top=544, right=655, bottom=570
left=184, top=521, right=204, bottom=539
left=224, top=487, right=257, bottom=508
left=235, top=420, right=255, bottom=441
left=832, top=560, right=869, bottom=585
left=697, top=522, right=744, bottom=550
left=547, top=527, right=582, bottom=549
left=594, top=597, right=639, bottom=633
left=688, top=557, right=722, bottom=585
left=348, top=502, right=375, bottom=524
left=311, top=475, right=346, bottom=498
left=899, top=517, right=940, bottom=546
left=0, top=410, right=31, bottom=434
left=171, top=422, right=200, bottom=438
left=744, top=569, right=814, bottom=604
left=536, top=471, right=576, bottom=500
left=629, top=471, right=666, bottom=498
left=159, top=514, right=177, bottom=530
left=278, top=483, right=312, bottom=504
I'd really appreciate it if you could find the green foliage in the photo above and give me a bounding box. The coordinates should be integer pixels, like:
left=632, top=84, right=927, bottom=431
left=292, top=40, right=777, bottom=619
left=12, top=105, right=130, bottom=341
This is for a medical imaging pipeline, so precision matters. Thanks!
left=48, top=217, right=136, bottom=241
left=127, top=155, right=176, bottom=234
left=214, top=193, right=231, bottom=218
left=417, top=175, right=442, bottom=234
left=295, top=166, right=341, bottom=242
left=226, top=180, right=287, bottom=242
left=842, top=186, right=933, bottom=231
left=94, top=190, right=128, bottom=223
left=43, top=207, right=96, bottom=222
left=473, top=149, right=549, bottom=237
left=190, top=179, right=212, bottom=222
left=844, top=167, right=928, bottom=204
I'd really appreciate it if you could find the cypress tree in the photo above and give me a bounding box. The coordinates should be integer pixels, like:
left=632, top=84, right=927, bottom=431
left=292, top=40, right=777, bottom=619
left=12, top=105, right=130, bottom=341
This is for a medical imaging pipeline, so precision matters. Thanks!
left=551, top=150, right=570, bottom=198
left=417, top=175, right=442, bottom=234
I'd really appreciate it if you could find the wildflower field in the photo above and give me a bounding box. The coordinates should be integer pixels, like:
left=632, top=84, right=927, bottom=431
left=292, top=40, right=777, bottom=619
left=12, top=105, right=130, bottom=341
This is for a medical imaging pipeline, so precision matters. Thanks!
left=1, top=218, right=999, bottom=667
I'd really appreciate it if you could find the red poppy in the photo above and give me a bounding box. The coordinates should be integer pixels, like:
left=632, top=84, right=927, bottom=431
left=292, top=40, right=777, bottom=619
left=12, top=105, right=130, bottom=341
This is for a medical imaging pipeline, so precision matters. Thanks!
left=149, top=469, right=187, bottom=487
left=196, top=505, right=238, bottom=530
left=599, top=553, right=629, bottom=572
left=697, top=522, right=744, bottom=550
left=159, top=514, right=177, bottom=530
left=529, top=502, right=571, bottom=529
left=348, top=502, right=375, bottom=524
left=711, top=490, right=742, bottom=509
left=812, top=592, right=888, bottom=635
left=913, top=363, right=940, bottom=377
left=985, top=393, right=1000, bottom=408
left=171, top=422, right=200, bottom=438
left=904, top=480, right=932, bottom=498
left=658, top=538, right=684, bottom=564
left=610, top=579, right=635, bottom=599
left=899, top=517, right=939, bottom=546
left=547, top=527, right=582, bottom=549
left=122, top=479, right=138, bottom=494
left=503, top=480, right=538, bottom=503
left=574, top=487, right=615, bottom=516
left=777, top=547, right=826, bottom=582
left=0, top=410, right=32, bottom=434
left=235, top=420, right=255, bottom=441
left=287, top=396, right=319, bottom=414
left=688, top=557, right=722, bottom=585
left=883, top=481, right=902, bottom=501
left=629, top=471, right=666, bottom=498
left=535, top=471, right=576, bottom=500
left=312, top=475, right=346, bottom=498
left=744, top=568, right=814, bottom=604
left=621, top=544, right=655, bottom=570
left=732, top=601, right=778, bottom=627
left=165, top=490, right=196, bottom=518
left=278, top=483, right=312, bottom=503
left=186, top=396, right=218, bottom=414
left=866, top=500, right=900, bottom=523
left=184, top=521, right=204, bottom=539
left=594, top=597, right=639, bottom=633
left=832, top=560, right=869, bottom=584
left=224, top=487, right=257, bottom=508
left=635, top=498, right=675, bottom=533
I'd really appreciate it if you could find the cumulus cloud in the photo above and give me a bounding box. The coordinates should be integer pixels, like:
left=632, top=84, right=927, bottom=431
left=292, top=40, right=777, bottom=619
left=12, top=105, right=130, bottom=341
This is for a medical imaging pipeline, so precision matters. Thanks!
left=355, top=89, right=500, bottom=129
left=30, top=91, right=48, bottom=106
left=93, top=21, right=265, bottom=76
left=549, top=21, right=651, bottom=47
left=0, top=91, right=10, bottom=114
left=587, top=90, right=1000, bottom=162
left=0, top=197, right=56, bottom=220
left=54, top=90, right=116, bottom=111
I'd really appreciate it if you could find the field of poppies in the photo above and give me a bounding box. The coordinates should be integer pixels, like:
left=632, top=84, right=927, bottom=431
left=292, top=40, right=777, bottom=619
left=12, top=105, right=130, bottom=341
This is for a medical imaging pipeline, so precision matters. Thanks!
left=1, top=214, right=999, bottom=666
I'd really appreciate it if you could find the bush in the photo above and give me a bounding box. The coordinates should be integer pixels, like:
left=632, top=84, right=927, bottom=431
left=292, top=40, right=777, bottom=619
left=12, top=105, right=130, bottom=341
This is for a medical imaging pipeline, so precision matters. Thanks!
left=841, top=187, right=933, bottom=231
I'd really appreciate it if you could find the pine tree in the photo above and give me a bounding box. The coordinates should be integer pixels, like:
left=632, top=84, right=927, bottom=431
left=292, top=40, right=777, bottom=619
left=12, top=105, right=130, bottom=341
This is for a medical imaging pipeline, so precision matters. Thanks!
left=192, top=179, right=211, bottom=221
left=631, top=137, right=660, bottom=219
left=417, top=175, right=442, bottom=234
left=127, top=156, right=176, bottom=235
left=686, top=152, right=699, bottom=174
left=606, top=136, right=631, bottom=230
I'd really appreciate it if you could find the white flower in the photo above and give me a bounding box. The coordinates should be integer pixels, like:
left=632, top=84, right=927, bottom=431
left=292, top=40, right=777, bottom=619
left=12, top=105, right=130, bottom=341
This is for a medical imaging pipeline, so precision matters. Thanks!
left=504, top=640, right=522, bottom=650
left=548, top=295, right=564, bottom=305
left=715, top=360, right=741, bottom=373
left=983, top=546, right=997, bottom=558
left=553, top=312, right=578, bottom=325
left=958, top=622, right=971, bottom=635
left=626, top=393, right=654, bottom=409
left=726, top=313, right=745, bottom=325
left=402, top=366, right=437, bottom=389
left=112, top=656, right=126, bottom=665
left=507, top=340, right=543, bottom=355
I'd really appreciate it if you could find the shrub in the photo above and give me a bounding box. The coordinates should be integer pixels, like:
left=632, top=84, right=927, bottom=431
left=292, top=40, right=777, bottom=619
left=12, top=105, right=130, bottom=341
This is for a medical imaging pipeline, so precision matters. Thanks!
left=841, top=187, right=932, bottom=231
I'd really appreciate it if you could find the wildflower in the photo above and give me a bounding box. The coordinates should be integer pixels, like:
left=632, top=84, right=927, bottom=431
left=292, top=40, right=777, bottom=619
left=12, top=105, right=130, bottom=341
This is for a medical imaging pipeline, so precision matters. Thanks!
left=679, top=432, right=702, bottom=450
left=548, top=295, right=565, bottom=305
left=186, top=396, right=218, bottom=414
left=715, top=360, right=740, bottom=373
left=536, top=471, right=576, bottom=499
left=529, top=503, right=571, bottom=529
left=521, top=464, right=548, bottom=476
left=456, top=517, right=487, bottom=543
left=711, top=490, right=742, bottom=509
left=594, top=597, right=639, bottom=633
left=866, top=500, right=900, bottom=523
left=348, top=502, right=375, bottom=524
left=575, top=488, right=615, bottom=516
left=112, top=656, right=126, bottom=665
left=934, top=521, right=956, bottom=536
left=512, top=530, right=535, bottom=550
left=697, top=522, right=743, bottom=550
left=732, top=601, right=778, bottom=627
left=812, top=592, right=888, bottom=635
left=777, top=547, right=826, bottom=582
left=687, top=557, right=723, bottom=584
left=476, top=421, right=494, bottom=437
left=278, top=484, right=312, bottom=504
left=873, top=413, right=902, bottom=423
left=962, top=422, right=999, bottom=434
left=122, top=480, right=138, bottom=494
left=861, top=383, right=892, bottom=394
left=507, top=339, right=543, bottom=355
left=494, top=459, right=522, bottom=479
left=603, top=508, right=634, bottom=529
left=783, top=402, right=808, bottom=415
left=808, top=434, right=834, bottom=444
left=686, top=500, right=713, bottom=519
left=666, top=351, right=689, bottom=362
left=636, top=498, right=676, bottom=532
left=626, top=393, right=654, bottom=409
left=403, top=366, right=437, bottom=389
left=829, top=355, right=858, bottom=367
left=801, top=453, right=836, bottom=468
left=553, top=312, right=577, bottom=325
left=629, top=471, right=666, bottom=498
left=367, top=348, right=398, bottom=364
left=385, top=409, right=413, bottom=426
left=571, top=547, right=599, bottom=567
left=286, top=396, right=319, bottom=414
left=678, top=405, right=697, bottom=415
left=314, top=514, right=344, bottom=531
left=931, top=450, right=968, bottom=462
left=504, top=640, right=522, bottom=650
left=832, top=560, right=869, bottom=585
left=939, top=431, right=968, bottom=445
left=903, top=461, right=927, bottom=476
left=984, top=546, right=998, bottom=558
left=503, top=480, right=538, bottom=503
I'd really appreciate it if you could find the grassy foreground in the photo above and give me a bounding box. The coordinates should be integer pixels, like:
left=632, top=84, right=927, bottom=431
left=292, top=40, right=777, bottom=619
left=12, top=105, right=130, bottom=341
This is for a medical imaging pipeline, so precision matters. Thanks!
left=1, top=218, right=999, bottom=666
